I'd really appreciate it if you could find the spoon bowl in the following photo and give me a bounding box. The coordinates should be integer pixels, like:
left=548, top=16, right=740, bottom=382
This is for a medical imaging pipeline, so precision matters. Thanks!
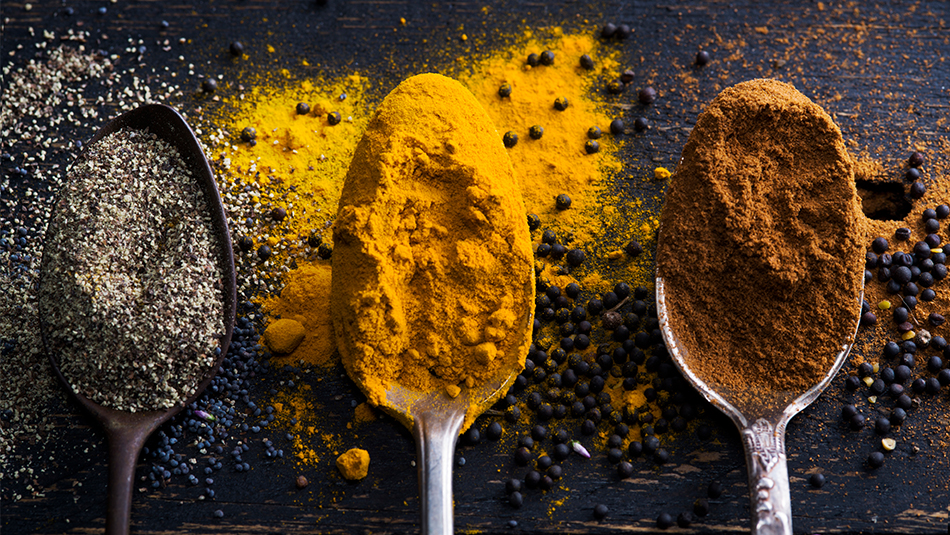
left=39, top=104, right=236, bottom=535
left=656, top=275, right=862, bottom=535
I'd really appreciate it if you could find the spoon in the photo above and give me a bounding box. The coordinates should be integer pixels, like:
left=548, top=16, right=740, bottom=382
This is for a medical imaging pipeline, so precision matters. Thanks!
left=39, top=104, right=237, bottom=535
left=656, top=275, right=862, bottom=535
left=380, top=369, right=522, bottom=534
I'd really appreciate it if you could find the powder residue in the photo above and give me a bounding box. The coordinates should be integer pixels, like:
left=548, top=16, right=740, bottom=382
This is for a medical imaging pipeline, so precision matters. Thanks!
left=657, top=79, right=865, bottom=410
left=210, top=74, right=369, bottom=268
left=331, top=73, right=534, bottom=413
left=261, top=261, right=335, bottom=366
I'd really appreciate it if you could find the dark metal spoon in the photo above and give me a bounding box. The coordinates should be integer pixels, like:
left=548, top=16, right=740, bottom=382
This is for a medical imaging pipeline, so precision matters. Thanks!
left=38, top=104, right=236, bottom=535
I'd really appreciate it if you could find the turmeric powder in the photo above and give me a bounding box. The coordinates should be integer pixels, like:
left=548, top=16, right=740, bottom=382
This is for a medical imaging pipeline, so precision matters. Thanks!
left=331, top=73, right=535, bottom=413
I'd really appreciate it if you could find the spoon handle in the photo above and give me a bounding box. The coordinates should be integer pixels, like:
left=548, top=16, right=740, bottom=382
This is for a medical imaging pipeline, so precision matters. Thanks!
left=741, top=418, right=792, bottom=535
left=105, top=426, right=149, bottom=535
left=414, top=412, right=465, bottom=535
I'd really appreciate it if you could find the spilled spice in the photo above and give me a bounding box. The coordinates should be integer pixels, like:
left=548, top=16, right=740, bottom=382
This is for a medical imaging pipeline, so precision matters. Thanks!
left=657, top=79, right=866, bottom=407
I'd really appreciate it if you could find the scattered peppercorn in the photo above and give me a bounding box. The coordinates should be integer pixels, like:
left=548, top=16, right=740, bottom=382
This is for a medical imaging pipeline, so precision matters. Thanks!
left=296, top=102, right=310, bottom=115
left=529, top=125, right=544, bottom=139
left=585, top=140, right=600, bottom=154
left=229, top=41, right=244, bottom=56
left=587, top=126, right=602, bottom=139
left=258, top=245, right=273, bottom=261
left=554, top=97, right=569, bottom=111
left=638, top=86, right=657, bottom=104
left=908, top=151, right=925, bottom=168
left=606, top=80, right=624, bottom=94
left=656, top=512, right=674, bottom=529
left=809, top=472, right=825, bottom=488
left=555, top=194, right=572, bottom=210
left=498, top=83, right=512, bottom=98
left=327, top=111, right=342, bottom=125
left=695, top=50, right=710, bottom=65
left=593, top=503, right=609, bottom=520
left=579, top=54, right=594, bottom=70
left=526, top=53, right=540, bottom=66
left=240, top=126, right=256, bottom=142
left=633, top=117, right=649, bottom=132
left=539, top=50, right=555, bottom=65
left=503, top=131, right=519, bottom=148
left=867, top=451, right=885, bottom=469
left=609, top=118, right=624, bottom=136
left=202, top=78, right=218, bottom=93
left=527, top=213, right=541, bottom=231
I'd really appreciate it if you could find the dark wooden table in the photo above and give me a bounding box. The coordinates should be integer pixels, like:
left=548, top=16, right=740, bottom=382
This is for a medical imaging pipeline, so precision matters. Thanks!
left=3, top=1, right=950, bottom=534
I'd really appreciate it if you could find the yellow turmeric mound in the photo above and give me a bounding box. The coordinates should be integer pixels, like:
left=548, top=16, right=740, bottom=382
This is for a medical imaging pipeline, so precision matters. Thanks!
left=335, top=448, right=370, bottom=480
left=331, top=73, right=534, bottom=408
left=263, top=318, right=306, bottom=354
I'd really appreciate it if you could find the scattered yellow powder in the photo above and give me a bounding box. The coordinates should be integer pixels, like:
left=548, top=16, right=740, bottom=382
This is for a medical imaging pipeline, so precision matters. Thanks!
left=212, top=74, right=369, bottom=266
left=260, top=261, right=336, bottom=367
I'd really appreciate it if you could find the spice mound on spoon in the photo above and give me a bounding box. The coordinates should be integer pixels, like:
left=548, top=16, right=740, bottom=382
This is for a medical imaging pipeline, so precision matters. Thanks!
left=38, top=104, right=236, bottom=535
left=331, top=73, right=534, bottom=534
left=656, top=79, right=865, bottom=534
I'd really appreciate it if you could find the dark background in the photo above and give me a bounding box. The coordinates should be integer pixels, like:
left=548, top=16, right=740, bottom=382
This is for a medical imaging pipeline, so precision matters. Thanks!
left=2, top=1, right=950, bottom=534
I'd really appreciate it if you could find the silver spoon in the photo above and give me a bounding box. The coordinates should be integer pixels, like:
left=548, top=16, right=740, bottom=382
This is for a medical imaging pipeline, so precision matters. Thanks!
left=379, top=370, right=521, bottom=534
left=656, top=275, right=862, bottom=535
left=39, top=104, right=237, bottom=535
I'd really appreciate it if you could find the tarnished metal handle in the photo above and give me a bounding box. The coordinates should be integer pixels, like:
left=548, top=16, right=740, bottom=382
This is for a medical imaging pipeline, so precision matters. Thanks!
left=414, top=411, right=465, bottom=535
left=741, top=418, right=792, bottom=535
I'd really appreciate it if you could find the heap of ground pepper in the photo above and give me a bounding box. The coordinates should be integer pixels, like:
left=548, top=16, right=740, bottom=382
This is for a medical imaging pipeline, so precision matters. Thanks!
left=657, top=79, right=866, bottom=406
left=330, top=73, right=534, bottom=411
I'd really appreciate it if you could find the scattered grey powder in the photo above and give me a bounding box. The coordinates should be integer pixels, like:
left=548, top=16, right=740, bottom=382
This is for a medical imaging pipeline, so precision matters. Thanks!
left=38, top=127, right=226, bottom=413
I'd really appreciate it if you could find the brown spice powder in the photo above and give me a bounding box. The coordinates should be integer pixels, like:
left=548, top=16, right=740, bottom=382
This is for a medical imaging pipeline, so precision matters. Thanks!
left=657, top=79, right=866, bottom=407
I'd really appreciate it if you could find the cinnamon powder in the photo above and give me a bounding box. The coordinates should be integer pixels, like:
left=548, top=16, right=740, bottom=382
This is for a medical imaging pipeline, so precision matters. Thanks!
left=657, top=79, right=866, bottom=408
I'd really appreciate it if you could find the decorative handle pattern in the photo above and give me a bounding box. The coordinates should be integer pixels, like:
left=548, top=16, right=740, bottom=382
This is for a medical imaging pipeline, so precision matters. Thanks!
left=741, top=419, right=792, bottom=535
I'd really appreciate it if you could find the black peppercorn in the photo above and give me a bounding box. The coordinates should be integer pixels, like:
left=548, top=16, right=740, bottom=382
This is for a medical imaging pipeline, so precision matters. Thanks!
left=237, top=235, right=254, bottom=252
left=554, top=97, right=569, bottom=111
left=867, top=451, right=885, bottom=469
left=503, top=131, right=518, bottom=148
left=609, top=118, right=625, bottom=136
left=580, top=54, right=595, bottom=70
left=584, top=140, right=600, bottom=154
left=638, top=86, right=657, bottom=104
left=296, top=102, right=310, bottom=115
left=695, top=50, right=710, bottom=65
left=257, top=245, right=272, bottom=261
left=910, top=181, right=927, bottom=199
left=908, top=151, right=925, bottom=167
left=528, top=125, right=544, bottom=140
left=539, top=50, right=555, bottom=65
left=809, top=472, right=826, bottom=488
left=240, top=127, right=257, bottom=142
left=526, top=53, right=540, bottom=67
left=527, top=213, right=541, bottom=231
left=555, top=193, right=572, bottom=210
left=498, top=83, right=512, bottom=98
left=327, top=111, right=342, bottom=125
left=656, top=512, right=674, bottom=529
left=524, top=470, right=541, bottom=488
left=202, top=78, right=218, bottom=93
left=600, top=23, right=617, bottom=38
left=317, top=243, right=332, bottom=259
left=593, top=504, right=609, bottom=520
left=229, top=41, right=245, bottom=56
left=606, top=80, right=624, bottom=94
